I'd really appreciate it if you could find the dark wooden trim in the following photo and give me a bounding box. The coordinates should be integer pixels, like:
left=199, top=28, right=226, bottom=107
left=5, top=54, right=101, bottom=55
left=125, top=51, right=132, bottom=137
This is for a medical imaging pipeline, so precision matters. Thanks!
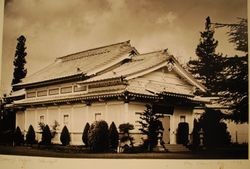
left=13, top=73, right=88, bottom=90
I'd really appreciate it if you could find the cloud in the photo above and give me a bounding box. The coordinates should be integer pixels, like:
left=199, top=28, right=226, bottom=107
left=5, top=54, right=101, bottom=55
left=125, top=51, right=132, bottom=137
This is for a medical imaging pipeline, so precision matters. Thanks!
left=156, top=11, right=177, bottom=25
left=1, top=0, right=247, bottom=94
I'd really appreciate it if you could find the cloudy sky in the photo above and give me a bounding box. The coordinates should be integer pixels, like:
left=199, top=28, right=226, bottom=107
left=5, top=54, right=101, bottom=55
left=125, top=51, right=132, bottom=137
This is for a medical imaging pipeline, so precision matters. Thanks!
left=1, top=0, right=247, bottom=94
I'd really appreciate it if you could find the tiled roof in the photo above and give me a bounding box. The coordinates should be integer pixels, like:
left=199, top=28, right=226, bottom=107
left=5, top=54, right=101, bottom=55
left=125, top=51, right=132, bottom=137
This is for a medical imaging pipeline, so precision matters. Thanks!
left=83, top=50, right=169, bottom=82
left=16, top=41, right=136, bottom=86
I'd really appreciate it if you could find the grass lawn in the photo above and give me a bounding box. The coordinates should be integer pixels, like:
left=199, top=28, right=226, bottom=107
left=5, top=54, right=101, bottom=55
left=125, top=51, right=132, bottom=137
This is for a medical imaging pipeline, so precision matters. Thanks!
left=0, top=144, right=248, bottom=159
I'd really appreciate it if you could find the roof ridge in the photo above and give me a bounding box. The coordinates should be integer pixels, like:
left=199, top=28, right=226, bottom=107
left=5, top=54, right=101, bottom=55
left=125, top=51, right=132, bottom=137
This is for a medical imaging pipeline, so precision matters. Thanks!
left=133, top=48, right=169, bottom=58
left=56, top=40, right=131, bottom=61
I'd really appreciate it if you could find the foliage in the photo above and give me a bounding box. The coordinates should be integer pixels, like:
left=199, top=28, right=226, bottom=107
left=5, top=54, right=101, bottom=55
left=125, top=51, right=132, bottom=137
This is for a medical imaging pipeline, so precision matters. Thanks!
left=26, top=125, right=36, bottom=145
left=14, top=126, right=24, bottom=146
left=41, top=125, right=52, bottom=145
left=38, top=122, right=45, bottom=131
left=0, top=108, right=16, bottom=144
left=176, top=122, right=189, bottom=145
left=88, top=120, right=110, bottom=152
left=138, top=104, right=164, bottom=151
left=213, top=18, right=248, bottom=123
left=60, top=126, right=71, bottom=146
left=199, top=109, right=231, bottom=148
left=118, top=123, right=134, bottom=148
left=82, top=122, right=90, bottom=147
left=191, top=119, right=201, bottom=148
left=188, top=17, right=223, bottom=94
left=11, top=35, right=27, bottom=88
left=214, top=18, right=248, bottom=53
left=109, top=122, right=119, bottom=150
left=217, top=56, right=248, bottom=123
left=51, top=120, right=60, bottom=138
left=189, top=17, right=248, bottom=123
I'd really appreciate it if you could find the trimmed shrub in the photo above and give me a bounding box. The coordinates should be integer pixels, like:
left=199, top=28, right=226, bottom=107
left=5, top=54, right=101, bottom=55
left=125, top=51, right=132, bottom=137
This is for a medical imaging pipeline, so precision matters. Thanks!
left=26, top=125, right=36, bottom=145
left=14, top=126, right=24, bottom=146
left=119, top=123, right=134, bottom=148
left=41, top=125, right=52, bottom=145
left=88, top=120, right=110, bottom=152
left=176, top=122, right=189, bottom=145
left=82, top=122, right=90, bottom=147
left=109, top=122, right=119, bottom=151
left=191, top=119, right=200, bottom=148
left=60, top=126, right=71, bottom=146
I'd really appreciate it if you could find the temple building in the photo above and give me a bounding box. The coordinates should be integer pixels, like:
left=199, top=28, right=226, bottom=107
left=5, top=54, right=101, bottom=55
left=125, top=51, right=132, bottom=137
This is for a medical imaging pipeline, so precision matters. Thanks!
left=11, top=40, right=209, bottom=145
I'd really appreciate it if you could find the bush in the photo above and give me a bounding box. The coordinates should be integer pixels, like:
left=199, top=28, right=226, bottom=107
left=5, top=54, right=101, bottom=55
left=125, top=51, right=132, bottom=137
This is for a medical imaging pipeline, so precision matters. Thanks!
left=176, top=122, right=189, bottom=145
left=41, top=125, right=52, bottom=145
left=119, top=123, right=134, bottom=148
left=60, top=126, right=70, bottom=146
left=191, top=119, right=200, bottom=148
left=88, top=120, right=110, bottom=152
left=14, top=126, right=24, bottom=146
left=199, top=109, right=231, bottom=148
left=82, top=122, right=90, bottom=147
left=26, top=125, right=36, bottom=145
left=109, top=122, right=119, bottom=151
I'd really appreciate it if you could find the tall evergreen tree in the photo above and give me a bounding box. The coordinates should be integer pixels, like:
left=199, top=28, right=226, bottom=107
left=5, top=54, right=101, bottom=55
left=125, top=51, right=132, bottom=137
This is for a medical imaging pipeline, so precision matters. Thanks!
left=188, top=17, right=223, bottom=94
left=12, top=35, right=27, bottom=89
left=214, top=18, right=248, bottom=123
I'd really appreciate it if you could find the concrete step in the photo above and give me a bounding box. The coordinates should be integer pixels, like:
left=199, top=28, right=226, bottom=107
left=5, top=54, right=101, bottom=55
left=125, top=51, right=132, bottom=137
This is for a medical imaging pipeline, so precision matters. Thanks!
left=163, top=144, right=190, bottom=152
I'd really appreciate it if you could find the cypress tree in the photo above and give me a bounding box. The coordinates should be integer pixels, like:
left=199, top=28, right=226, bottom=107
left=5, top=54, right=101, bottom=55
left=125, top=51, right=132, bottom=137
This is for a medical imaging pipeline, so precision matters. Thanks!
left=14, top=126, right=24, bottom=146
left=188, top=17, right=223, bottom=94
left=41, top=125, right=52, bottom=145
left=12, top=35, right=27, bottom=89
left=26, top=125, right=36, bottom=146
left=109, top=122, right=119, bottom=151
left=60, top=126, right=71, bottom=146
left=82, top=122, right=90, bottom=147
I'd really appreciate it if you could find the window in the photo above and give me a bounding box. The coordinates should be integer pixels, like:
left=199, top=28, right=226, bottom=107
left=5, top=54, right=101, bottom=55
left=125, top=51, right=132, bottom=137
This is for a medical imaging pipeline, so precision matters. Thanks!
left=63, top=114, right=69, bottom=125
left=95, top=113, right=102, bottom=121
left=49, top=88, right=59, bottom=95
left=37, top=90, right=47, bottom=97
left=61, top=86, right=72, bottom=94
left=40, top=115, right=45, bottom=123
left=27, top=91, right=36, bottom=98
left=180, top=116, right=186, bottom=122
left=74, top=85, right=87, bottom=92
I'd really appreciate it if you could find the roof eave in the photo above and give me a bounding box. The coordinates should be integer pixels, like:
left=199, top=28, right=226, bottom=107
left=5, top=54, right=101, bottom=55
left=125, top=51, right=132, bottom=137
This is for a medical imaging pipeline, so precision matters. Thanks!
left=13, top=73, right=87, bottom=90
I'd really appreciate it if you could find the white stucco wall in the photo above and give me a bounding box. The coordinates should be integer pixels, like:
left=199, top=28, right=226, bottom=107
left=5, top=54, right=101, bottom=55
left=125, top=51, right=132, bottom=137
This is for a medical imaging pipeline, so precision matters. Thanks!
left=16, top=110, right=25, bottom=131
left=19, top=101, right=199, bottom=145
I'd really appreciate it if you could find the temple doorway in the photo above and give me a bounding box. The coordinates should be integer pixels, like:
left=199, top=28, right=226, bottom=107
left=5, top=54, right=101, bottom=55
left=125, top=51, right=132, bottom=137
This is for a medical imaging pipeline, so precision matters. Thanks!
left=159, top=115, right=170, bottom=144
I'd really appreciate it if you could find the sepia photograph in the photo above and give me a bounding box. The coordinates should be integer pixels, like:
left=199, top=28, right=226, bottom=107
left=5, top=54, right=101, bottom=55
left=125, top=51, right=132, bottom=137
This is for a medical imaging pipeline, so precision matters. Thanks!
left=0, top=0, right=249, bottom=168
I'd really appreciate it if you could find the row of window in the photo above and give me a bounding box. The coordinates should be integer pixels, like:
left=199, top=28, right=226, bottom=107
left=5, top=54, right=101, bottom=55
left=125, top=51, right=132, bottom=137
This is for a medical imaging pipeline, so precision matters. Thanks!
left=39, top=113, right=102, bottom=126
left=27, top=85, right=87, bottom=98
left=39, top=114, right=69, bottom=126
